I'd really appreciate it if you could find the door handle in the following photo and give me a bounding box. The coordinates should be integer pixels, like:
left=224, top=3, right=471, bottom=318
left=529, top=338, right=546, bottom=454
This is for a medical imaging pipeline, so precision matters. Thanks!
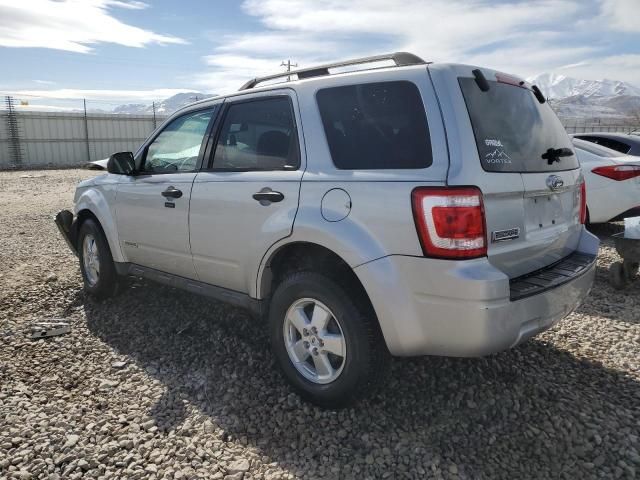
left=253, top=188, right=284, bottom=204
left=162, top=186, right=183, bottom=199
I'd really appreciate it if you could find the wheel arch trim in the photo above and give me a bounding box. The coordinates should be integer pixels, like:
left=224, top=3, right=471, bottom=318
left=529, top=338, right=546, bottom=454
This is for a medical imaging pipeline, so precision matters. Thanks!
left=74, top=188, right=125, bottom=263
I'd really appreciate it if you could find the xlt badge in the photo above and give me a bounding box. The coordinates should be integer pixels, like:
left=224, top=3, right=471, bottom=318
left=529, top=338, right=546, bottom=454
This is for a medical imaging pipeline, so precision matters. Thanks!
left=492, top=227, right=520, bottom=243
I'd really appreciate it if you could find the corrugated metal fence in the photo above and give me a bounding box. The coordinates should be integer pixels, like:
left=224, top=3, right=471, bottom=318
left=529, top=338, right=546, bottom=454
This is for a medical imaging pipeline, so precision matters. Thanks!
left=1, top=107, right=639, bottom=170
left=0, top=110, right=168, bottom=169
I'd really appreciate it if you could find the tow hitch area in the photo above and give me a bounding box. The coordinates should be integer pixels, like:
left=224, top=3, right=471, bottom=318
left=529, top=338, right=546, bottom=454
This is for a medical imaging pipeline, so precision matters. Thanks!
left=54, top=209, right=78, bottom=255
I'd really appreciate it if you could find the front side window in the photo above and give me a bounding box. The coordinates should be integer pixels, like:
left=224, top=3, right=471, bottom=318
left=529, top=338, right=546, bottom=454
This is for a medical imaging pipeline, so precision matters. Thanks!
left=316, top=81, right=432, bottom=169
left=143, top=109, right=215, bottom=173
left=211, top=97, right=299, bottom=171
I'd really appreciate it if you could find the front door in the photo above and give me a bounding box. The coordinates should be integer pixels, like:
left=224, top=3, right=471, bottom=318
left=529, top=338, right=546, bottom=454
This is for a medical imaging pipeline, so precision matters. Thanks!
left=189, top=92, right=304, bottom=294
left=115, top=107, right=218, bottom=278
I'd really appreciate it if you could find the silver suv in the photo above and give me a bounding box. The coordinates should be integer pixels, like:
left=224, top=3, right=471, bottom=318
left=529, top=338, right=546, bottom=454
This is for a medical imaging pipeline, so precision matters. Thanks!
left=56, top=52, right=599, bottom=407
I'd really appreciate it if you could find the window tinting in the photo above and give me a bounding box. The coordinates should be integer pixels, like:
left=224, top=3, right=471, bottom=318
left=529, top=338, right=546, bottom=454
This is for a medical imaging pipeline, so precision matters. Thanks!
left=143, top=109, right=214, bottom=173
left=572, top=138, right=625, bottom=157
left=459, top=78, right=579, bottom=172
left=316, top=81, right=432, bottom=169
left=211, top=97, right=299, bottom=171
left=575, top=136, right=631, bottom=154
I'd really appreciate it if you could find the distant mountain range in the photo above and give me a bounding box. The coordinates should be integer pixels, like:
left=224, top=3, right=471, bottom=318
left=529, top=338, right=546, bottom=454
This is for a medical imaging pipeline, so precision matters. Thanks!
left=527, top=73, right=640, bottom=121
left=529, top=73, right=640, bottom=98
left=110, top=92, right=215, bottom=115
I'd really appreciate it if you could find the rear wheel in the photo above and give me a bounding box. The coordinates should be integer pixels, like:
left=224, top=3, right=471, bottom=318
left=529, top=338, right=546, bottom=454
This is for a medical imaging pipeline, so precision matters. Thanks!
left=78, top=219, right=119, bottom=299
left=269, top=271, right=388, bottom=408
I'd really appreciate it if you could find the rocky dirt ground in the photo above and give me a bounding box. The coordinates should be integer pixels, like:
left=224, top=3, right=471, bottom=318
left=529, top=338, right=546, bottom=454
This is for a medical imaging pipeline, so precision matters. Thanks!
left=0, top=168, right=639, bottom=480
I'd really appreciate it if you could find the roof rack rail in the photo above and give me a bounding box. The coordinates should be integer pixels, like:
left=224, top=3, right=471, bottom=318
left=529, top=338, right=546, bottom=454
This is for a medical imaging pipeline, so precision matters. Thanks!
left=238, top=52, right=427, bottom=91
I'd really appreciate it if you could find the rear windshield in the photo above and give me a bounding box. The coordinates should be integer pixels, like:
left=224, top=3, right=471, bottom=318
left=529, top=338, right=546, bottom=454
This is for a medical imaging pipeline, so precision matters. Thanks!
left=572, top=138, right=625, bottom=157
left=316, top=81, right=432, bottom=169
left=459, top=77, right=579, bottom=173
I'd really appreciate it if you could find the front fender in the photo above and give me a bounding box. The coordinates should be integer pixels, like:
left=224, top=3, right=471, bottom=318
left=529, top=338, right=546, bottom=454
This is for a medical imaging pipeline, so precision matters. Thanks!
left=74, top=185, right=124, bottom=263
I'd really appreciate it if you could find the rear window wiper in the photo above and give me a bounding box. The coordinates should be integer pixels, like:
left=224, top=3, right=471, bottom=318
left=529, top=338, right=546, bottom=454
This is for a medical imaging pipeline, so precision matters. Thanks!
left=542, top=147, right=573, bottom=165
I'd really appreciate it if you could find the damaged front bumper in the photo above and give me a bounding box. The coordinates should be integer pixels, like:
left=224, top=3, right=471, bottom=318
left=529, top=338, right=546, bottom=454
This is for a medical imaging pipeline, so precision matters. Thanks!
left=54, top=209, right=79, bottom=256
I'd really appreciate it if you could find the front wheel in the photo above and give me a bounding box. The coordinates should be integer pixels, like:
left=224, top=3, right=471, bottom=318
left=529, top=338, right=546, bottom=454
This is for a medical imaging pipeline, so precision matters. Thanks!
left=269, top=271, right=389, bottom=408
left=78, top=218, right=119, bottom=299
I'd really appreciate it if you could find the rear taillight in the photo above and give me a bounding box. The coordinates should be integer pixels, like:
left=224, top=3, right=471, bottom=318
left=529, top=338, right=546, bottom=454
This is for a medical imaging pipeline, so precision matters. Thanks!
left=592, top=165, right=640, bottom=181
left=411, top=187, right=487, bottom=259
left=579, top=180, right=587, bottom=224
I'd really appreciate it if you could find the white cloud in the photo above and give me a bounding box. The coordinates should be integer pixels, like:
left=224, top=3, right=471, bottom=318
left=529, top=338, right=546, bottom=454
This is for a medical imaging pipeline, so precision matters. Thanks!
left=33, top=79, right=56, bottom=86
left=7, top=88, right=190, bottom=102
left=0, top=0, right=186, bottom=53
left=191, top=54, right=293, bottom=94
left=106, top=0, right=149, bottom=9
left=195, top=0, right=596, bottom=92
left=241, top=0, right=580, bottom=59
left=555, top=54, right=640, bottom=84
left=464, top=45, right=602, bottom=79
left=601, top=0, right=640, bottom=33
left=191, top=0, right=640, bottom=93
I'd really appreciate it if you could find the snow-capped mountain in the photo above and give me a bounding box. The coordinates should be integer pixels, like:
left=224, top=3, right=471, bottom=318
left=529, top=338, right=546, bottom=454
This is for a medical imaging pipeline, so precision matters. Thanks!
left=526, top=73, right=640, bottom=121
left=112, top=92, right=215, bottom=115
left=528, top=73, right=640, bottom=100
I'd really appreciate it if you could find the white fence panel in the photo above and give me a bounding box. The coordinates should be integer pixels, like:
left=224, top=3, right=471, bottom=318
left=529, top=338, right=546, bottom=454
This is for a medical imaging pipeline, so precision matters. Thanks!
left=0, top=111, right=167, bottom=169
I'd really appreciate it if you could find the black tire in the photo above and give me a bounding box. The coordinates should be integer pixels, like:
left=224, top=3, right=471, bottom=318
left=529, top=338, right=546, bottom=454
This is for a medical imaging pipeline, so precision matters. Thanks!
left=269, top=271, right=389, bottom=408
left=623, top=261, right=639, bottom=282
left=77, top=218, right=119, bottom=299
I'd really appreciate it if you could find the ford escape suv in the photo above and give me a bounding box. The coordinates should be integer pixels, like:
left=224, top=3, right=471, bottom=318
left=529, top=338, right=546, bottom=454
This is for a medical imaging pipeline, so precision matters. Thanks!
left=55, top=52, right=599, bottom=407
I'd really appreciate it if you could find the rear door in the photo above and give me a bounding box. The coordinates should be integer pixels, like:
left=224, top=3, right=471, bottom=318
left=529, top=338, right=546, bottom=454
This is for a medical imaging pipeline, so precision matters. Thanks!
left=189, top=90, right=303, bottom=294
left=432, top=65, right=582, bottom=277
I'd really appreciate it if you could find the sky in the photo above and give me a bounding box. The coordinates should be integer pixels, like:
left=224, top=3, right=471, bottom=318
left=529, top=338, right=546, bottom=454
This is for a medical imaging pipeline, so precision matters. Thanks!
left=1, top=0, right=640, bottom=110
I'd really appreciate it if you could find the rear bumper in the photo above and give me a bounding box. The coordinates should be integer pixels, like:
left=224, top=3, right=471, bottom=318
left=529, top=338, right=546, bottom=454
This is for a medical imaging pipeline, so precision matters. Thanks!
left=54, top=209, right=78, bottom=256
left=355, top=228, right=599, bottom=357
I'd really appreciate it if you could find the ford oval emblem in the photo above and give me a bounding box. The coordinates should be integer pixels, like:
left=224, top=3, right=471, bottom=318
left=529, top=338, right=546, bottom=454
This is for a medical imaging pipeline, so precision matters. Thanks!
left=546, top=175, right=564, bottom=191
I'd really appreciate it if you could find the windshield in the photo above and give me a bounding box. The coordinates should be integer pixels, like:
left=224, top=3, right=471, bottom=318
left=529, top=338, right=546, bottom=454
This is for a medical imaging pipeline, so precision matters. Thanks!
left=459, top=77, right=579, bottom=173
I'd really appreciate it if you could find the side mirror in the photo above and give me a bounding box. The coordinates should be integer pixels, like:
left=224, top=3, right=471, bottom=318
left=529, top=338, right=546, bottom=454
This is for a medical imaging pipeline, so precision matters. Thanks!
left=107, top=152, right=136, bottom=175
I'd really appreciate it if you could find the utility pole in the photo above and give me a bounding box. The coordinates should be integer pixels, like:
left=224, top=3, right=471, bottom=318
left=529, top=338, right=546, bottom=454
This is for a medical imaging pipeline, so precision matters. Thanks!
left=83, top=98, right=91, bottom=162
left=152, top=101, right=157, bottom=129
left=281, top=59, right=298, bottom=82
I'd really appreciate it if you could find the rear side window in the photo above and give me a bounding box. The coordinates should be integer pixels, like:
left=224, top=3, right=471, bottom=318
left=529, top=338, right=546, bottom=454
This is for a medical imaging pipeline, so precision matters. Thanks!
left=211, top=97, right=299, bottom=171
left=317, top=81, right=432, bottom=169
left=572, top=138, right=625, bottom=157
left=459, top=77, right=579, bottom=173
left=574, top=136, right=631, bottom=154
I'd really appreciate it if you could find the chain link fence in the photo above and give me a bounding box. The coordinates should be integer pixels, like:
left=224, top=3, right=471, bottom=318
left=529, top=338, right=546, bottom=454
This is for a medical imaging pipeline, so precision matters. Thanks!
left=562, top=119, right=639, bottom=134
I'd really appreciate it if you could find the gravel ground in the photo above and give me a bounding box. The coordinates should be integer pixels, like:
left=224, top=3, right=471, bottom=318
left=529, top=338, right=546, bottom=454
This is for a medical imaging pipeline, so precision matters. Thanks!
left=0, top=168, right=639, bottom=480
